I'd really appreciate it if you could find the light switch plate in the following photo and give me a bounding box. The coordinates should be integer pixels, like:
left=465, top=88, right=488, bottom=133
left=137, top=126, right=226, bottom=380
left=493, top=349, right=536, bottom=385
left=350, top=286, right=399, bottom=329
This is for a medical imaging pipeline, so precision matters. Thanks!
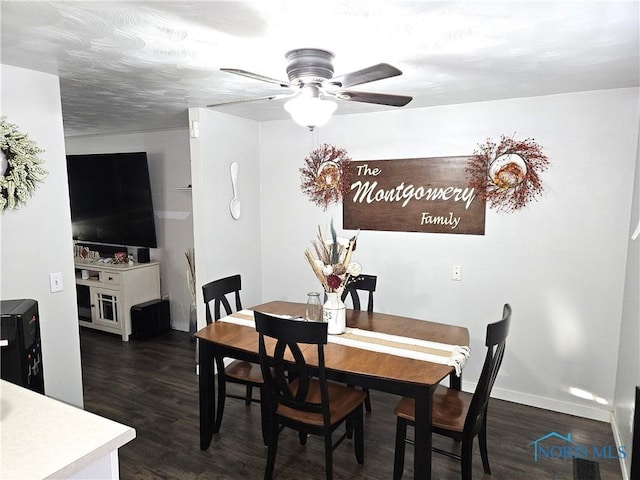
left=49, top=272, right=63, bottom=292
left=452, top=265, right=462, bottom=281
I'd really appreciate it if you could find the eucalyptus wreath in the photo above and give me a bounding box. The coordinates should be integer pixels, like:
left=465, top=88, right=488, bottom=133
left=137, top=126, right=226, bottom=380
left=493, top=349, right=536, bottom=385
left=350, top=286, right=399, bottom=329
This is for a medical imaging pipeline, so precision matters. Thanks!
left=0, top=118, right=47, bottom=212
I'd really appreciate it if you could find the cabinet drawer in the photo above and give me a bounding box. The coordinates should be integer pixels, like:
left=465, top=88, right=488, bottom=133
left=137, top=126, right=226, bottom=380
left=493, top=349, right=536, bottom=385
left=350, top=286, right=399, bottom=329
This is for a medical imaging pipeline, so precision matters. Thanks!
left=102, top=272, right=121, bottom=286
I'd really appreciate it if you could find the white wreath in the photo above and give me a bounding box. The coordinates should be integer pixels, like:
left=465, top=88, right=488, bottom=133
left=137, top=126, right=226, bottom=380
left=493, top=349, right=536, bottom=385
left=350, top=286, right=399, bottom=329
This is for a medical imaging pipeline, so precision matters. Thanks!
left=0, top=118, right=47, bottom=212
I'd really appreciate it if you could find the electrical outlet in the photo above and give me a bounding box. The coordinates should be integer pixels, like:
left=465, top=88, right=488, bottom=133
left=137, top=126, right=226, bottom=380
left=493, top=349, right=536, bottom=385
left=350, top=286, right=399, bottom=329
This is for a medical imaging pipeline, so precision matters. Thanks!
left=452, top=265, right=462, bottom=281
left=49, top=272, right=64, bottom=292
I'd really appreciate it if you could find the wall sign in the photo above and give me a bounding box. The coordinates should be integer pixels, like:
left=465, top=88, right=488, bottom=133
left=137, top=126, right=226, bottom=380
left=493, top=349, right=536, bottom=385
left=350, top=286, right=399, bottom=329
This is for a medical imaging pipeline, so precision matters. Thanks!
left=343, top=156, right=486, bottom=235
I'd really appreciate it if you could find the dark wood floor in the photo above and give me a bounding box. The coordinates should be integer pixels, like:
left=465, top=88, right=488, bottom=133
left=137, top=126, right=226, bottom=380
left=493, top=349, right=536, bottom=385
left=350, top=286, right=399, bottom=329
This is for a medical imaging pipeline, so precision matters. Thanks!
left=80, top=328, right=623, bottom=479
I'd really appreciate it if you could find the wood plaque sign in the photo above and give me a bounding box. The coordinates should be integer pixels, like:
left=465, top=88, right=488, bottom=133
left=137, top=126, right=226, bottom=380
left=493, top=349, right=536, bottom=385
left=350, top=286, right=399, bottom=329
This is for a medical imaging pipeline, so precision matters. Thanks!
left=343, top=156, right=485, bottom=235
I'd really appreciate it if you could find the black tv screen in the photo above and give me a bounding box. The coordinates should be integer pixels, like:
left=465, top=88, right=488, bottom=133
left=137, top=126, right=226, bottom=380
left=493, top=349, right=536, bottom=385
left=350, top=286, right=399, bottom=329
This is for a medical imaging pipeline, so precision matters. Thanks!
left=66, top=152, right=158, bottom=248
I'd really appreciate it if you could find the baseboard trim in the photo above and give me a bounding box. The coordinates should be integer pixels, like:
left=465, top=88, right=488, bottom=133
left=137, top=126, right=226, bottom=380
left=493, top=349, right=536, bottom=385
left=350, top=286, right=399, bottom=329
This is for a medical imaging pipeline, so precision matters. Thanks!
left=461, top=381, right=612, bottom=423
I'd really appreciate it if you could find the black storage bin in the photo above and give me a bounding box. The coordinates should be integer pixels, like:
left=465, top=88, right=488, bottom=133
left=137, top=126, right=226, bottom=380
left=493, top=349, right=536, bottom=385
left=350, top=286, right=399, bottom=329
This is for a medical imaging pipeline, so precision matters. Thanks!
left=131, top=299, right=170, bottom=340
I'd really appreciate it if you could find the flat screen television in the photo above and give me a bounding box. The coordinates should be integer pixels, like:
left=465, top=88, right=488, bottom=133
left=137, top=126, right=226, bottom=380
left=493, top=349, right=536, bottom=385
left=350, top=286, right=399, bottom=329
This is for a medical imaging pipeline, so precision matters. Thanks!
left=66, top=152, right=158, bottom=248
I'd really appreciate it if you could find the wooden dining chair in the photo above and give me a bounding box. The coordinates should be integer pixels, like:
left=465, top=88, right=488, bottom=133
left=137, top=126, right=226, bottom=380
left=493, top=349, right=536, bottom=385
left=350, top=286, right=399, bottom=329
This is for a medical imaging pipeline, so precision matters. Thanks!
left=393, top=304, right=512, bottom=480
left=341, top=273, right=377, bottom=412
left=254, top=311, right=366, bottom=480
left=202, top=274, right=267, bottom=444
left=341, top=274, right=377, bottom=313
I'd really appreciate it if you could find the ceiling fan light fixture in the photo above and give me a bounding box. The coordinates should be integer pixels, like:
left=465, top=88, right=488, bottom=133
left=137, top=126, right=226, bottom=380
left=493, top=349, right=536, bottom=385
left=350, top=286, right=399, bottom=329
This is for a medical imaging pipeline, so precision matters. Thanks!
left=284, top=86, right=337, bottom=130
left=216, top=49, right=411, bottom=128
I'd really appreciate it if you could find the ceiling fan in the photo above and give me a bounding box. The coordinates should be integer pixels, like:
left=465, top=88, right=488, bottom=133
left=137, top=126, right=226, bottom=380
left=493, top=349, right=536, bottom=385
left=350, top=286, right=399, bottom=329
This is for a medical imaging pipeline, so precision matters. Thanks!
left=208, top=48, right=413, bottom=130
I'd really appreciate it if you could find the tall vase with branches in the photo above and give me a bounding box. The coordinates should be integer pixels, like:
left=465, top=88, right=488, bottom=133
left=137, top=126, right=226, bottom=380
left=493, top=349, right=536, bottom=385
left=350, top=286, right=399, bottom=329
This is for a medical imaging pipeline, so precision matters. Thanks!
left=186, top=248, right=196, bottom=336
left=304, top=220, right=361, bottom=334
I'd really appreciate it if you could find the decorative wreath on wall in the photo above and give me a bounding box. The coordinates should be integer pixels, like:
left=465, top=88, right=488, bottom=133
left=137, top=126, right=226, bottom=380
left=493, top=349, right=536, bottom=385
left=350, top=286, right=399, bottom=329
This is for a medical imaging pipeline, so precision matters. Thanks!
left=300, top=143, right=353, bottom=210
left=0, top=118, right=47, bottom=212
left=466, top=135, right=549, bottom=212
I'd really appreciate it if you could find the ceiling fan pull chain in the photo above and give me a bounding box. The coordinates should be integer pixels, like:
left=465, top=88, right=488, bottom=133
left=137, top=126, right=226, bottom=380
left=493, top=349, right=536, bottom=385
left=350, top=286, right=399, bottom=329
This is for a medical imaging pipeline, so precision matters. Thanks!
left=310, top=127, right=320, bottom=150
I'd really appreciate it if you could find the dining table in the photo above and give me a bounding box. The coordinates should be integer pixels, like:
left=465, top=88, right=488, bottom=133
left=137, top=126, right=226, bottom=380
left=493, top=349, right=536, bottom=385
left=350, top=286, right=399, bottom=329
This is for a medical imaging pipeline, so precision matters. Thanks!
left=195, top=300, right=469, bottom=480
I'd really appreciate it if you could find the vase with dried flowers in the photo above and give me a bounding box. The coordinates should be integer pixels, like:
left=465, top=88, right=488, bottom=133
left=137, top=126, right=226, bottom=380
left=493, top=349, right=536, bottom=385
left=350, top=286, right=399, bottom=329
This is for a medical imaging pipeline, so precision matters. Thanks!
left=185, top=248, right=196, bottom=336
left=304, top=220, right=361, bottom=334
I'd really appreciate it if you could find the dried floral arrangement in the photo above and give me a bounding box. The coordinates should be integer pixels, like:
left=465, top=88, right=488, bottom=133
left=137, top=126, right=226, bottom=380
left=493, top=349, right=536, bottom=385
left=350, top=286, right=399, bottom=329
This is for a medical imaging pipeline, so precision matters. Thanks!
left=0, top=118, right=47, bottom=212
left=185, top=248, right=196, bottom=304
left=300, top=143, right=353, bottom=210
left=466, top=135, right=549, bottom=212
left=304, top=220, right=361, bottom=294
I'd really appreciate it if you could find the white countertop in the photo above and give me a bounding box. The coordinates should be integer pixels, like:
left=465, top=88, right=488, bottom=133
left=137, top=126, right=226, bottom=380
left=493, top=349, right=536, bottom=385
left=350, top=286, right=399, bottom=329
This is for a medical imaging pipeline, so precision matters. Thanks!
left=0, top=380, right=136, bottom=479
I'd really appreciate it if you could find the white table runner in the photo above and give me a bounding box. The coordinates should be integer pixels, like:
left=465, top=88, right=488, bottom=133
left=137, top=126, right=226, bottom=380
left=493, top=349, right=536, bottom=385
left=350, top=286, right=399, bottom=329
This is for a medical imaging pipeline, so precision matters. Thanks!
left=220, top=310, right=469, bottom=376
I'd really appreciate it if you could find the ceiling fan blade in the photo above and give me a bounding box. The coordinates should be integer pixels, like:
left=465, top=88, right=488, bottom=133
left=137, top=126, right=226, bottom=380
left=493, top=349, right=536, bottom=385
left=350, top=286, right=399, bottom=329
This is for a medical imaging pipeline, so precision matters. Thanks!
left=335, top=90, right=413, bottom=107
left=206, top=93, right=295, bottom=108
left=220, top=68, right=292, bottom=88
left=326, top=63, right=402, bottom=89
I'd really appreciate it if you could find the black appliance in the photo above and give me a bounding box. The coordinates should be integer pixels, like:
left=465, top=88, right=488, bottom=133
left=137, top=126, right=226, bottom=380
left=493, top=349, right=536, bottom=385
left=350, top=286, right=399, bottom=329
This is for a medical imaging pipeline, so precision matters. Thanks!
left=134, top=247, right=150, bottom=264
left=131, top=299, right=170, bottom=340
left=1, top=299, right=44, bottom=394
left=66, top=152, right=158, bottom=250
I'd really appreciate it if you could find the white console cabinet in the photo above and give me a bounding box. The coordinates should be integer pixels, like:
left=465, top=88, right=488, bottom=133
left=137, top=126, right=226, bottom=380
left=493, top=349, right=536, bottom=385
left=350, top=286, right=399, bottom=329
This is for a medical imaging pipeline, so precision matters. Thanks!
left=75, top=262, right=160, bottom=341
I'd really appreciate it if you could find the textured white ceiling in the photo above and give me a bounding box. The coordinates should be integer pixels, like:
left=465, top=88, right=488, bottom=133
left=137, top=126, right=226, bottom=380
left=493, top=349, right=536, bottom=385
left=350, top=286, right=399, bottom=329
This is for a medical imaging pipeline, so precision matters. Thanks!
left=1, top=1, right=638, bottom=137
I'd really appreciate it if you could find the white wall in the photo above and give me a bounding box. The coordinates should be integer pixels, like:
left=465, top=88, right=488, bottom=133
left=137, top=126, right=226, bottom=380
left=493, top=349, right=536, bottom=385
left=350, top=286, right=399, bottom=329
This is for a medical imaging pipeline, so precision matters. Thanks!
left=189, top=109, right=262, bottom=329
left=258, top=88, right=639, bottom=421
left=0, top=64, right=83, bottom=407
left=613, top=119, right=640, bottom=478
left=65, top=130, right=194, bottom=332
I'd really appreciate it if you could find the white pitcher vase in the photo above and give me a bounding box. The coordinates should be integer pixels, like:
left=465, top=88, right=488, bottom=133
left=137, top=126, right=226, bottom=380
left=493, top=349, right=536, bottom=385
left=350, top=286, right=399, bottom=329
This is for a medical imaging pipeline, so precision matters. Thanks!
left=323, top=291, right=346, bottom=335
